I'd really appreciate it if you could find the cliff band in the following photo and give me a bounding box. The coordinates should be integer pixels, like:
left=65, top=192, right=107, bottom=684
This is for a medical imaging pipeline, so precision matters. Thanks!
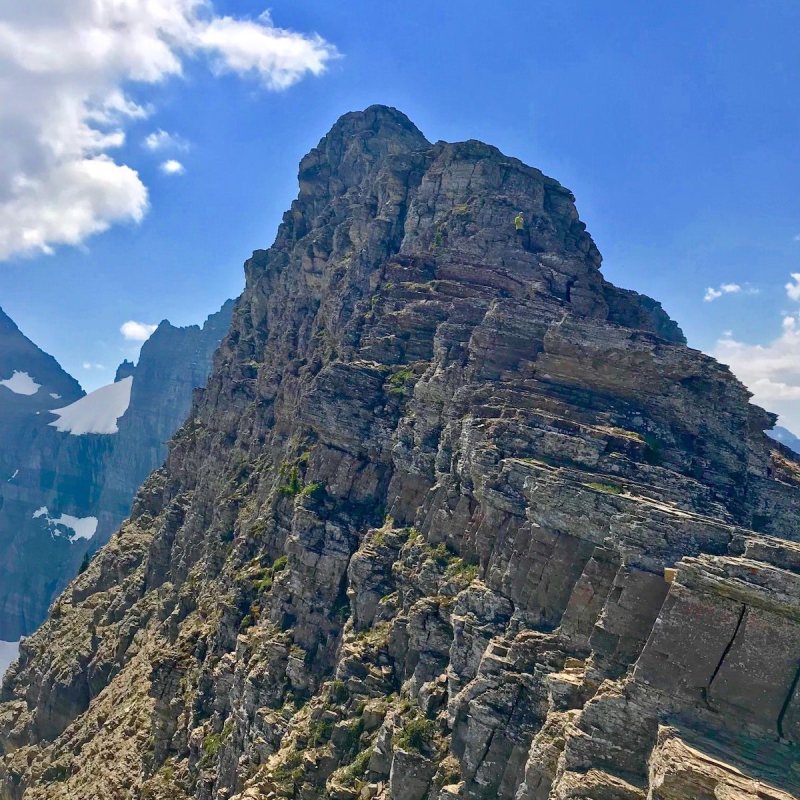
left=1, top=106, right=798, bottom=800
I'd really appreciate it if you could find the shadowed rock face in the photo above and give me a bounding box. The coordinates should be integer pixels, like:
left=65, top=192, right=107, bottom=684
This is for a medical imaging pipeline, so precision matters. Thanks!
left=0, top=302, right=232, bottom=641
left=0, top=105, right=798, bottom=800
left=95, top=301, right=236, bottom=538
left=0, top=308, right=88, bottom=640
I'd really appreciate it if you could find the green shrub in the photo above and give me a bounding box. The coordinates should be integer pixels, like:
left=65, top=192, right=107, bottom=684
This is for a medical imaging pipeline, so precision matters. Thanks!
left=340, top=717, right=365, bottom=754
left=202, top=733, right=223, bottom=759
left=386, top=367, right=415, bottom=396
left=307, top=718, right=333, bottom=748
left=642, top=434, right=663, bottom=465
left=329, top=679, right=349, bottom=704
left=279, top=464, right=303, bottom=496
left=394, top=717, right=436, bottom=753
left=273, top=555, right=288, bottom=572
left=250, top=554, right=288, bottom=594
left=299, top=481, right=325, bottom=500
left=446, top=559, right=478, bottom=584
left=429, top=542, right=454, bottom=568
left=340, top=748, right=372, bottom=785
left=271, top=751, right=304, bottom=785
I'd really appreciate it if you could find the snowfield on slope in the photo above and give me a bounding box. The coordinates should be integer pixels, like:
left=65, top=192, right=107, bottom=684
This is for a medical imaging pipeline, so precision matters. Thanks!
left=49, top=376, right=133, bottom=435
left=0, top=370, right=41, bottom=395
left=33, top=507, right=98, bottom=541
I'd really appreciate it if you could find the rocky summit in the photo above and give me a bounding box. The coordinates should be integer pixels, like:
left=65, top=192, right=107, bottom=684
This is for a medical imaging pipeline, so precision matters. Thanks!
left=1, top=105, right=799, bottom=800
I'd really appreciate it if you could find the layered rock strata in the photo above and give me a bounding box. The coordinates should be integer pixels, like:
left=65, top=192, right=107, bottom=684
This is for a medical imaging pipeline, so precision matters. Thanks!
left=0, top=106, right=797, bottom=800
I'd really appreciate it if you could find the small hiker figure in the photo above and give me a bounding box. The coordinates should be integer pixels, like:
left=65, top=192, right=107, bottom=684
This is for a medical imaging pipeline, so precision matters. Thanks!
left=514, top=211, right=528, bottom=249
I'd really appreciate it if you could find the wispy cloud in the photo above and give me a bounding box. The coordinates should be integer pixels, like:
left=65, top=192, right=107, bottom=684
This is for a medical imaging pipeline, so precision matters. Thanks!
left=82, top=362, right=105, bottom=371
left=143, top=130, right=189, bottom=152
left=703, top=282, right=760, bottom=302
left=786, top=273, right=800, bottom=302
left=120, top=321, right=157, bottom=342
left=714, top=317, right=800, bottom=427
left=0, top=4, right=338, bottom=261
left=159, top=160, right=186, bottom=176
left=704, top=283, right=741, bottom=302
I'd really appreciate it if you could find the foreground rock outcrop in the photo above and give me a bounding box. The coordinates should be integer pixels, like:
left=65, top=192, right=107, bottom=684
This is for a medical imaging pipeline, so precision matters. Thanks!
left=0, top=105, right=798, bottom=800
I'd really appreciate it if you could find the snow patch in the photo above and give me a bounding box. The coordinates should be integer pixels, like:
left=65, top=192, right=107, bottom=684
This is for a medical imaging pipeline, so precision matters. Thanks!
left=0, top=370, right=40, bottom=395
left=49, top=376, right=132, bottom=435
left=0, top=640, right=20, bottom=677
left=33, top=506, right=98, bottom=541
left=50, top=393, right=61, bottom=400
left=7, top=469, right=18, bottom=481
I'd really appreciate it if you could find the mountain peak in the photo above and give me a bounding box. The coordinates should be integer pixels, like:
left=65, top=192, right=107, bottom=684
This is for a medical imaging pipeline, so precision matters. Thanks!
left=2, top=110, right=798, bottom=800
left=114, top=360, right=136, bottom=382
left=270, top=106, right=676, bottom=345
left=329, top=104, right=428, bottom=143
left=0, top=306, right=83, bottom=406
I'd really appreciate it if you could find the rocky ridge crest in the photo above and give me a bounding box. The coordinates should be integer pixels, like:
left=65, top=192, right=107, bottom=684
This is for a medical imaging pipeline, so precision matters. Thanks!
left=0, top=106, right=798, bottom=800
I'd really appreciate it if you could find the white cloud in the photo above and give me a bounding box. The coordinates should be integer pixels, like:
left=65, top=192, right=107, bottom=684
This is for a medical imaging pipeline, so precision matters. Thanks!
left=82, top=362, right=106, bottom=370
left=785, top=273, right=800, bottom=302
left=143, top=129, right=188, bottom=152
left=195, top=14, right=338, bottom=89
left=121, top=320, right=158, bottom=341
left=0, top=3, right=338, bottom=261
left=702, top=282, right=760, bottom=303
left=160, top=159, right=185, bottom=176
left=713, top=314, right=800, bottom=430
left=704, top=282, right=741, bottom=302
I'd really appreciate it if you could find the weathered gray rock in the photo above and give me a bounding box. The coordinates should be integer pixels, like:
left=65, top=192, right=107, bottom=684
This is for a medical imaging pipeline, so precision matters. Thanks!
left=0, top=105, right=798, bottom=800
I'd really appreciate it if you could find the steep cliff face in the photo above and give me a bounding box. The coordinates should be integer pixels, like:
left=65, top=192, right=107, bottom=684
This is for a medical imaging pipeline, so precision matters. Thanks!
left=96, top=301, right=235, bottom=537
left=0, top=302, right=232, bottom=643
left=1, top=106, right=798, bottom=800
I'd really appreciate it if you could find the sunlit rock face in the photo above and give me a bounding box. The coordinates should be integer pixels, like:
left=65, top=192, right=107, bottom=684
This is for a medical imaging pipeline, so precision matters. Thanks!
left=0, top=106, right=798, bottom=800
left=0, top=301, right=232, bottom=641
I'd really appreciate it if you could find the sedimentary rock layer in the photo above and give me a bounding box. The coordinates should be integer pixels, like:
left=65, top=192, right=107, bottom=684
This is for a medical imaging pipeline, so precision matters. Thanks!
left=0, top=106, right=797, bottom=800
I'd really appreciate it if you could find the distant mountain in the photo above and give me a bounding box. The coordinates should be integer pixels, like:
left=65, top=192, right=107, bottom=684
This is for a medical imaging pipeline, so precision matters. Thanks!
left=767, top=424, right=800, bottom=455
left=0, top=300, right=233, bottom=647
left=96, top=302, right=235, bottom=537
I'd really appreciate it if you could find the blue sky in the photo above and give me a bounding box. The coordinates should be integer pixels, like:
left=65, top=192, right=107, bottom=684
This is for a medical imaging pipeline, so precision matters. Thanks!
left=1, top=1, right=799, bottom=427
